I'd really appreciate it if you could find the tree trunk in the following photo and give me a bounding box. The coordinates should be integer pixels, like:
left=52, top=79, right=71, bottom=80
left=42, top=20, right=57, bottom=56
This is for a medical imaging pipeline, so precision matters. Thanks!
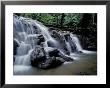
left=60, top=13, right=65, bottom=29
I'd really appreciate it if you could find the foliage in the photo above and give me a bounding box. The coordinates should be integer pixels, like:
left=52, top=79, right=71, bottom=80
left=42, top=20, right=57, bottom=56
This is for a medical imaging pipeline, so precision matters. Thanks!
left=15, top=13, right=83, bottom=28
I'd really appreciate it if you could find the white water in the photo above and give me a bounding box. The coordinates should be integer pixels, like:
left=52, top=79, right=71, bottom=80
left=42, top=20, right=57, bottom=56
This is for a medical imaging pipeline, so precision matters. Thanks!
left=14, top=16, right=36, bottom=65
left=34, top=21, right=60, bottom=49
left=14, top=15, right=83, bottom=66
left=66, top=42, right=72, bottom=53
left=70, top=33, right=83, bottom=52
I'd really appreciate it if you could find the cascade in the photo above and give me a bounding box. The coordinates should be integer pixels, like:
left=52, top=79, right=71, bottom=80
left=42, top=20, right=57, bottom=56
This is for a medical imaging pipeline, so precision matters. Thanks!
left=14, top=15, right=83, bottom=65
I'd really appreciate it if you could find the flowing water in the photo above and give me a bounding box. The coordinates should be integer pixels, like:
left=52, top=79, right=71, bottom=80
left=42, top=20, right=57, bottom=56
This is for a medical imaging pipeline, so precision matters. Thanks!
left=13, top=15, right=97, bottom=75
left=14, top=51, right=97, bottom=75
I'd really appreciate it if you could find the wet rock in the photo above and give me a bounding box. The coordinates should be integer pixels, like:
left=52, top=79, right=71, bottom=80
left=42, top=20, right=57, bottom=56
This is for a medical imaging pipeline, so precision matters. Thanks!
left=46, top=47, right=73, bottom=62
left=32, top=24, right=42, bottom=34
left=30, top=46, right=73, bottom=69
left=48, top=48, right=59, bottom=57
left=77, top=51, right=83, bottom=53
left=51, top=30, right=59, bottom=38
left=37, top=56, right=64, bottom=69
left=37, top=34, right=45, bottom=45
left=37, top=56, right=55, bottom=69
left=55, top=57, right=65, bottom=62
left=64, top=33, right=70, bottom=41
left=14, top=39, right=20, bottom=55
left=51, top=30, right=70, bottom=55
left=33, top=25, right=38, bottom=29
left=30, top=46, right=46, bottom=67
left=58, top=51, right=74, bottom=61
left=47, top=41, right=56, bottom=47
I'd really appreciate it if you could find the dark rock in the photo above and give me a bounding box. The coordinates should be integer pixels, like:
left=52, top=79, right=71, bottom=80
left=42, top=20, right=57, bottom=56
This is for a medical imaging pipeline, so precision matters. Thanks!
left=55, top=57, right=65, bottom=62
left=13, top=39, right=20, bottom=55
left=30, top=46, right=73, bottom=69
left=51, top=30, right=58, bottom=38
left=58, top=51, right=74, bottom=61
left=48, top=57, right=64, bottom=69
left=37, top=56, right=55, bottom=69
left=46, top=47, right=73, bottom=61
left=77, top=51, right=83, bottom=53
left=32, top=25, right=41, bottom=34
left=37, top=56, right=64, bottom=69
left=64, top=33, right=70, bottom=41
left=48, top=48, right=59, bottom=57
left=37, top=34, right=45, bottom=45
left=30, top=46, right=46, bottom=67
left=33, top=25, right=38, bottom=29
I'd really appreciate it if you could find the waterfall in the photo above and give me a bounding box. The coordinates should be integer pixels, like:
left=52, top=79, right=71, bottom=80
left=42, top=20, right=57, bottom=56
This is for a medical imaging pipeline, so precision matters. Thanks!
left=34, top=21, right=60, bottom=49
left=66, top=42, right=72, bottom=53
left=14, top=15, right=83, bottom=66
left=14, top=15, right=36, bottom=65
left=70, top=33, right=83, bottom=52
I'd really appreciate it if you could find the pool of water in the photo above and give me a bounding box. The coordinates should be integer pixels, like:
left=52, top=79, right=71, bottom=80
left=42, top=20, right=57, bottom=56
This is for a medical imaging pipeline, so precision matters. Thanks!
left=14, top=51, right=97, bottom=75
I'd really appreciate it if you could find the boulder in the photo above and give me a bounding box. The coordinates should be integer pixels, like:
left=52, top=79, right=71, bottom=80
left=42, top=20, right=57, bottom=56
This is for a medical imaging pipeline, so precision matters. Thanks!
left=48, top=48, right=59, bottom=57
left=30, top=46, right=73, bottom=69
left=30, top=46, right=46, bottom=67
left=37, top=34, right=45, bottom=45
left=37, top=56, right=55, bottom=69
left=46, top=47, right=73, bottom=62
left=55, top=57, right=65, bottom=62
left=37, top=56, right=64, bottom=69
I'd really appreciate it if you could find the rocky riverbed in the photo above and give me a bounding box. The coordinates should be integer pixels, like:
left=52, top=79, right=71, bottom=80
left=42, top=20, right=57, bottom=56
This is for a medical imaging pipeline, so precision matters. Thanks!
left=14, top=51, right=97, bottom=75
left=13, top=15, right=97, bottom=75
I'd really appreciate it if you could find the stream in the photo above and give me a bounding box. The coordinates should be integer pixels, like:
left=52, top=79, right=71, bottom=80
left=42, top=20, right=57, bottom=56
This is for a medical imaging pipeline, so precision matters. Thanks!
left=13, top=15, right=97, bottom=75
left=14, top=51, right=97, bottom=75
